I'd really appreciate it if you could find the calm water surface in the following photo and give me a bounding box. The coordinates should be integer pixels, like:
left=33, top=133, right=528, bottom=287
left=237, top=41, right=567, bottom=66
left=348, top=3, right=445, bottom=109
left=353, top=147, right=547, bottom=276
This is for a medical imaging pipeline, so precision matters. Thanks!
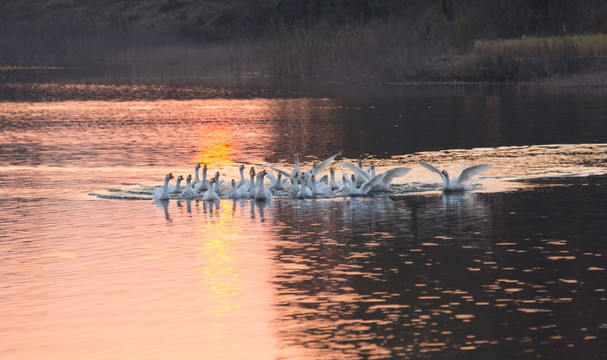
left=1, top=83, right=606, bottom=359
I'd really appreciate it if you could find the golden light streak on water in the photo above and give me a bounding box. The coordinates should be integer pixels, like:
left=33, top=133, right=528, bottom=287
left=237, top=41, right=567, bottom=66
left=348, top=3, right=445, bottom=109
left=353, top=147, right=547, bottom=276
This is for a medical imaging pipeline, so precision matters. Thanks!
left=194, top=200, right=280, bottom=359
left=192, top=126, right=238, bottom=167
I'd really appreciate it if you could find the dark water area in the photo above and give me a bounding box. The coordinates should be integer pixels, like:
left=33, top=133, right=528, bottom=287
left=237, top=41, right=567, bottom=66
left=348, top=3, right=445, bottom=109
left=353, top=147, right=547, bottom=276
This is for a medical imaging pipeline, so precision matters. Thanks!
left=268, top=176, right=607, bottom=359
left=0, top=81, right=606, bottom=359
left=1, top=80, right=606, bottom=161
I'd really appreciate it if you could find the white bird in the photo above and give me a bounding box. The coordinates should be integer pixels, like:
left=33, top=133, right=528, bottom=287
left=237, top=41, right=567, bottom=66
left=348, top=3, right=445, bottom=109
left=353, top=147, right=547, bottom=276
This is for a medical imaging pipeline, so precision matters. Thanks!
left=360, top=167, right=411, bottom=193
left=169, top=175, right=184, bottom=193
left=417, top=161, right=491, bottom=191
left=152, top=173, right=175, bottom=201
left=255, top=171, right=273, bottom=201
left=192, top=163, right=202, bottom=187
left=329, top=167, right=341, bottom=190
left=236, top=164, right=247, bottom=188
left=366, top=162, right=376, bottom=178
left=261, top=152, right=340, bottom=190
left=290, top=171, right=302, bottom=193
left=346, top=173, right=363, bottom=195
left=213, top=171, right=224, bottom=192
left=340, top=160, right=374, bottom=186
left=202, top=178, right=220, bottom=201
left=295, top=179, right=313, bottom=198
left=292, top=154, right=301, bottom=180
left=310, top=175, right=332, bottom=196
left=296, top=185, right=312, bottom=198
left=247, top=167, right=258, bottom=198
left=230, top=179, right=249, bottom=198
left=305, top=151, right=341, bottom=177
left=339, top=172, right=352, bottom=193
left=195, top=164, right=209, bottom=192
left=179, top=174, right=198, bottom=199
left=266, top=171, right=288, bottom=191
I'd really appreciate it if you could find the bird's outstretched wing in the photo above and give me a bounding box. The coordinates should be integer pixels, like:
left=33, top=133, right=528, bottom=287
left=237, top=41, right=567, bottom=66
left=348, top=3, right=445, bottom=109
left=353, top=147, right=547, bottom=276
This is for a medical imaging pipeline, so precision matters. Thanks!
left=260, top=163, right=291, bottom=178
left=265, top=171, right=277, bottom=183
left=309, top=152, right=341, bottom=176
left=458, top=165, right=491, bottom=183
left=361, top=167, right=410, bottom=193
left=417, top=161, right=442, bottom=175
left=340, top=160, right=371, bottom=182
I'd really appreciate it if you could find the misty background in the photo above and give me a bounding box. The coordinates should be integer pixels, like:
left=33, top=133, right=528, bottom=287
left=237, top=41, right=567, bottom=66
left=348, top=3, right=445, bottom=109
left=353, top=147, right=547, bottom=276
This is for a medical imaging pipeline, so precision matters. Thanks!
left=1, top=0, right=607, bottom=82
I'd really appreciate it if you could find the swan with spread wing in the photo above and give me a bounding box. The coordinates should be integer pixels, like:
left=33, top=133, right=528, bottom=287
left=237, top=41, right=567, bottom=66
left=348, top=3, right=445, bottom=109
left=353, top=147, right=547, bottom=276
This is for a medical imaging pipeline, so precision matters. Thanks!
left=417, top=161, right=491, bottom=191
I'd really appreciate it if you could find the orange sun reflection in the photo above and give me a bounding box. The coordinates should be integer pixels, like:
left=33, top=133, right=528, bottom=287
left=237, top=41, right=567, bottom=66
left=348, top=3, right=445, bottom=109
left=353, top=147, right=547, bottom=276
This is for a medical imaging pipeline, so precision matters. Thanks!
left=196, top=200, right=278, bottom=359
left=192, top=126, right=239, bottom=167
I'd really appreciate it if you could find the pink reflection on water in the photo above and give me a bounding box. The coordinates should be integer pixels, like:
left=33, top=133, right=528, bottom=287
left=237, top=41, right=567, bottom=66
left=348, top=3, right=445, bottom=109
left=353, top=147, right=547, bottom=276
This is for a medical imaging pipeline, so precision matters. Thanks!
left=0, top=199, right=281, bottom=359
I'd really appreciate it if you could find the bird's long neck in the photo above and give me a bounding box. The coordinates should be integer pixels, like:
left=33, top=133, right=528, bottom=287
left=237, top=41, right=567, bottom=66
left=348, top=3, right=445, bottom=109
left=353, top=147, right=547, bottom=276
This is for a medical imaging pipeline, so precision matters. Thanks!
left=293, top=155, right=300, bottom=173
left=194, top=166, right=200, bottom=182
left=163, top=176, right=171, bottom=188
left=175, top=178, right=182, bottom=189
left=442, top=171, right=450, bottom=187
left=202, top=166, right=207, bottom=181
left=310, top=177, right=318, bottom=191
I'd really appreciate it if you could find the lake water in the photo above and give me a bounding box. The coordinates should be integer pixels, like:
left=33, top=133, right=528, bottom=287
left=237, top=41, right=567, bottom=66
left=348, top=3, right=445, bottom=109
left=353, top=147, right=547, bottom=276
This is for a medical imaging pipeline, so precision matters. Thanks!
left=1, top=82, right=606, bottom=359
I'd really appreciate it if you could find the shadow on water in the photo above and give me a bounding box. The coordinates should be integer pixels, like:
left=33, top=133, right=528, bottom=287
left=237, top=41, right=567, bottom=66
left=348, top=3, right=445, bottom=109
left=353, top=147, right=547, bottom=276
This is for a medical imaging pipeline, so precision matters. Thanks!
left=252, top=176, right=606, bottom=359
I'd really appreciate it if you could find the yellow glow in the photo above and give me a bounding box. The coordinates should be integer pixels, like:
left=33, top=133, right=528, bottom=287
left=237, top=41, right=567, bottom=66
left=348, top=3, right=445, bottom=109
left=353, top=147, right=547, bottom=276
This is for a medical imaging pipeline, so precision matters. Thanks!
left=200, top=201, right=245, bottom=313
left=195, top=200, right=278, bottom=358
left=192, top=126, right=238, bottom=167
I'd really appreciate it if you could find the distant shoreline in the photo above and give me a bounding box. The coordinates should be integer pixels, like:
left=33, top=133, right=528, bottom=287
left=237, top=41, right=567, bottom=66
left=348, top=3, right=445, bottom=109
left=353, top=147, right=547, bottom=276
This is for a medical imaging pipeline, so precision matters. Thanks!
left=1, top=64, right=606, bottom=89
left=3, top=1, right=607, bottom=86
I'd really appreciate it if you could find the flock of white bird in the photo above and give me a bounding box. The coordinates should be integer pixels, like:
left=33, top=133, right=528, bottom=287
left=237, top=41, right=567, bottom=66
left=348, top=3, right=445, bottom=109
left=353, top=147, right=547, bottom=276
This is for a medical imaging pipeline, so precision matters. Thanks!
left=152, top=152, right=491, bottom=202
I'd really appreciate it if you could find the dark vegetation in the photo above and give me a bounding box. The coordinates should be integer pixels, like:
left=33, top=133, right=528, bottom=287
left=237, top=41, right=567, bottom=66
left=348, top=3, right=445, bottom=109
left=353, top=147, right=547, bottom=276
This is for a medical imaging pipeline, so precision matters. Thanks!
left=1, top=0, right=607, bottom=83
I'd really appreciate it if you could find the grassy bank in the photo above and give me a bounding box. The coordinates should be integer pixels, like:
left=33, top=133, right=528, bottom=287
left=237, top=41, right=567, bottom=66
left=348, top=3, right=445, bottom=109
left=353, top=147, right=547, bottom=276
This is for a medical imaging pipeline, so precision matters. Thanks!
left=445, top=34, right=607, bottom=82
left=1, top=4, right=607, bottom=85
left=0, top=16, right=458, bottom=83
